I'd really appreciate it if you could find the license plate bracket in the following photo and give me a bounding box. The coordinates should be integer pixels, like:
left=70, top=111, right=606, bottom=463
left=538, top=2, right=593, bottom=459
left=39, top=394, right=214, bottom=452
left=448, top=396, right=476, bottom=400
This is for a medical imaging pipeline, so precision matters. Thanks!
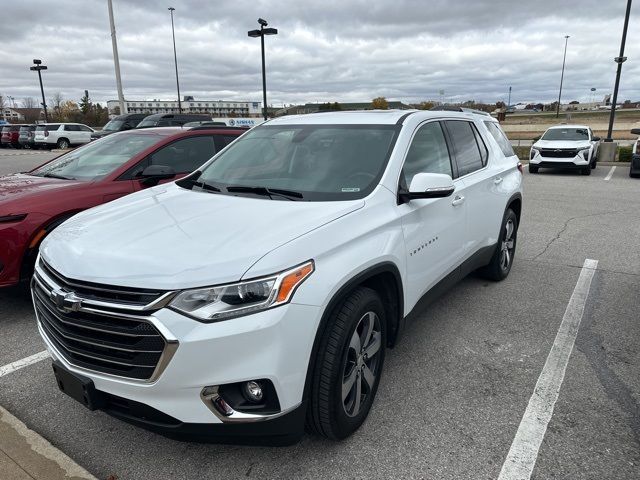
left=52, top=362, right=104, bottom=411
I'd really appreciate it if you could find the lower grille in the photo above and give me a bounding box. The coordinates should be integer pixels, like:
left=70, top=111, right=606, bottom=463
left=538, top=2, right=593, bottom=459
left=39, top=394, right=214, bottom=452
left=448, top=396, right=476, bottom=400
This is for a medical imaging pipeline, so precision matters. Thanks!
left=540, top=148, right=579, bottom=158
left=33, top=267, right=175, bottom=381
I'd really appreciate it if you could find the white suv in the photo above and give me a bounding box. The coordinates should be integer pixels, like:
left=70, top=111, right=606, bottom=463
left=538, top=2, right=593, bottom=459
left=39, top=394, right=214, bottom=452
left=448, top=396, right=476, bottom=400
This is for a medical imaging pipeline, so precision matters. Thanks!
left=33, top=110, right=523, bottom=444
left=34, top=123, right=95, bottom=149
left=529, top=124, right=601, bottom=175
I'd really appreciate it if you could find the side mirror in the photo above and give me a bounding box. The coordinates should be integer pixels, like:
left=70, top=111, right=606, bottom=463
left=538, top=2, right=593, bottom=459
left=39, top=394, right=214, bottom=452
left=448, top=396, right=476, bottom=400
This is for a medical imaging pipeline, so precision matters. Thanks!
left=139, top=164, right=176, bottom=186
left=400, top=173, right=455, bottom=202
left=631, top=128, right=640, bottom=135
left=592, top=136, right=601, bottom=142
left=122, top=124, right=133, bottom=131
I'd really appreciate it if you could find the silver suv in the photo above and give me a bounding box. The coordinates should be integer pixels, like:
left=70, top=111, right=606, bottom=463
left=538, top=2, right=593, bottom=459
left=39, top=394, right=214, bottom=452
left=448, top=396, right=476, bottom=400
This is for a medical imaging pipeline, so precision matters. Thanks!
left=34, top=123, right=95, bottom=149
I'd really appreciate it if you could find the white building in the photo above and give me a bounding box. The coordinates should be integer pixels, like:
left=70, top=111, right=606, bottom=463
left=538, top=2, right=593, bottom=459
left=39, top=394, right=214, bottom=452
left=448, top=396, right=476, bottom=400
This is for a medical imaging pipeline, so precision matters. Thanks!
left=107, top=99, right=262, bottom=117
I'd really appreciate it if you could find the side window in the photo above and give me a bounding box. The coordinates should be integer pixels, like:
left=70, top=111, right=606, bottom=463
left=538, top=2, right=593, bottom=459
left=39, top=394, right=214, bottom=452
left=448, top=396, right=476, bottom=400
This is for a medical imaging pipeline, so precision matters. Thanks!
left=401, top=121, right=452, bottom=188
left=64, top=125, right=80, bottom=131
left=79, top=125, right=93, bottom=132
left=445, top=120, right=484, bottom=177
left=484, top=121, right=515, bottom=157
left=149, top=136, right=217, bottom=173
left=221, top=135, right=240, bottom=146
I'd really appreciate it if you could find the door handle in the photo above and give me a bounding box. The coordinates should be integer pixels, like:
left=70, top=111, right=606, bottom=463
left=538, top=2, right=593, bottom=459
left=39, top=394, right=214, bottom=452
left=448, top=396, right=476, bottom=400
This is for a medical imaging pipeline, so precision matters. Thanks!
left=494, top=177, right=503, bottom=184
left=451, top=195, right=465, bottom=207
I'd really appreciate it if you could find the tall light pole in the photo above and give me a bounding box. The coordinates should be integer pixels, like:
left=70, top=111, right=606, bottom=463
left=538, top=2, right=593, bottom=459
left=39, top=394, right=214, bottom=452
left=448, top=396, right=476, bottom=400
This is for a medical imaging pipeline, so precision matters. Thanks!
left=248, top=18, right=278, bottom=120
left=507, top=86, right=512, bottom=108
left=606, top=0, right=633, bottom=142
left=168, top=7, right=182, bottom=113
left=29, top=59, right=48, bottom=122
left=556, top=35, right=570, bottom=118
left=107, top=0, right=126, bottom=114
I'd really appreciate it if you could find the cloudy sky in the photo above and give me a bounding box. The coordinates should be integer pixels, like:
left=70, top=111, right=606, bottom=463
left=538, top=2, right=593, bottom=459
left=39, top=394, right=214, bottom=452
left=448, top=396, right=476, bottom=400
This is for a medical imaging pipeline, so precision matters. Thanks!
left=1, top=0, right=638, bottom=108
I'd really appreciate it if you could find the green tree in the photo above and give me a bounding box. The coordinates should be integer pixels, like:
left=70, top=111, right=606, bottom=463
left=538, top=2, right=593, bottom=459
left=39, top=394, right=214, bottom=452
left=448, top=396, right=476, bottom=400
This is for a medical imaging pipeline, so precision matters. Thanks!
left=79, top=92, right=92, bottom=115
left=371, top=97, right=389, bottom=110
left=416, top=101, right=435, bottom=110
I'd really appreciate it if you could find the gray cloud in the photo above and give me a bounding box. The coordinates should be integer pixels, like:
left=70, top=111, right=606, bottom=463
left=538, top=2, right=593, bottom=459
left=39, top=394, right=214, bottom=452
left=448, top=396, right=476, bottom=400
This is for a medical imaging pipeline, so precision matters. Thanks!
left=0, top=0, right=638, bottom=108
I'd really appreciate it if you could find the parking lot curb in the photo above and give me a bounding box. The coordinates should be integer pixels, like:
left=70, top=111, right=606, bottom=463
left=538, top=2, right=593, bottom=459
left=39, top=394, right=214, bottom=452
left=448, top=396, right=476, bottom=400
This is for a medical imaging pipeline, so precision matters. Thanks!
left=0, top=405, right=96, bottom=480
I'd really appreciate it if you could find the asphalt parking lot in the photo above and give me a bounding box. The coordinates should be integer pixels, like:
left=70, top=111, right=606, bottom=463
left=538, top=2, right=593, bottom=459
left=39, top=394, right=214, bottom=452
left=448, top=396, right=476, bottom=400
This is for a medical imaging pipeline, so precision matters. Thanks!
left=1, top=149, right=638, bottom=479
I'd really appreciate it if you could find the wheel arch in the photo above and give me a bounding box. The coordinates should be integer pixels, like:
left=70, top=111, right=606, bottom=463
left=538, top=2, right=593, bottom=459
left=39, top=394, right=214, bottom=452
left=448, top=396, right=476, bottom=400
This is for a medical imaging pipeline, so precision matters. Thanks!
left=506, top=192, right=522, bottom=224
left=302, top=262, right=404, bottom=402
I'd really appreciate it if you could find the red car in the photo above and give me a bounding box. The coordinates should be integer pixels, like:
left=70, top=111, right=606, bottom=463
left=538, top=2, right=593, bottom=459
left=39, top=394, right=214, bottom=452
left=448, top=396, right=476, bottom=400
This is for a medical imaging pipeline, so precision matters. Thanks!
left=1, top=124, right=27, bottom=148
left=0, top=126, right=246, bottom=287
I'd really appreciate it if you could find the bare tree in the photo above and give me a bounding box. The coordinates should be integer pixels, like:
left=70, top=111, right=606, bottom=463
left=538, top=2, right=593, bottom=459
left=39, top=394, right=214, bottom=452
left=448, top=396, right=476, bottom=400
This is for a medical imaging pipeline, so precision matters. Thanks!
left=22, top=97, right=37, bottom=109
left=49, top=92, right=64, bottom=119
left=0, top=95, right=6, bottom=120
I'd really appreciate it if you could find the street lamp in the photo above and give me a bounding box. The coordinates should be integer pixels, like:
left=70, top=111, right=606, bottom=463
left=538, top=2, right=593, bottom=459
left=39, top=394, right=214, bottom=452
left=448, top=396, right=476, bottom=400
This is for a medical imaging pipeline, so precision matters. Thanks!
left=248, top=18, right=278, bottom=120
left=29, top=59, right=48, bottom=122
left=556, top=35, right=570, bottom=118
left=605, top=0, right=632, bottom=142
left=168, top=7, right=182, bottom=113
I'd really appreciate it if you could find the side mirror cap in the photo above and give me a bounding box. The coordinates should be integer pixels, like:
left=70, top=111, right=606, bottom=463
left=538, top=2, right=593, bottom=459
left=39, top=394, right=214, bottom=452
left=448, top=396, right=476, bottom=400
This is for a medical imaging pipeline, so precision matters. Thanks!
left=631, top=128, right=640, bottom=135
left=140, top=164, right=176, bottom=186
left=592, top=136, right=601, bottom=142
left=400, top=173, right=455, bottom=202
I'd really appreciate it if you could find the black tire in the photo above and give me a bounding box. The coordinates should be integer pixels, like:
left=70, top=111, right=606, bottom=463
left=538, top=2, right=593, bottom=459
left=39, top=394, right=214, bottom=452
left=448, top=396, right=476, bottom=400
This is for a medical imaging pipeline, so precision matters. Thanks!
left=581, top=166, right=591, bottom=175
left=56, top=138, right=70, bottom=149
left=478, top=208, right=518, bottom=281
left=590, top=160, right=596, bottom=169
left=528, top=164, right=538, bottom=173
left=306, top=287, right=387, bottom=440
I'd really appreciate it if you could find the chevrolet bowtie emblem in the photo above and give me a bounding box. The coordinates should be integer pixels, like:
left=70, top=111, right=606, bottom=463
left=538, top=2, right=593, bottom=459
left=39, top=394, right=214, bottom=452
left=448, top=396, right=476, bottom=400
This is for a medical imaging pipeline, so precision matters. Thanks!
left=50, top=289, right=83, bottom=312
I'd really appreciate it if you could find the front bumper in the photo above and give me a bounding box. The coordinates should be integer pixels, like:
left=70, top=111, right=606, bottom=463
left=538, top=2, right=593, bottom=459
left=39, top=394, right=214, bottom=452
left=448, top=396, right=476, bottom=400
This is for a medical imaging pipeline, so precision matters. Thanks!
left=529, top=154, right=589, bottom=169
left=37, top=294, right=323, bottom=441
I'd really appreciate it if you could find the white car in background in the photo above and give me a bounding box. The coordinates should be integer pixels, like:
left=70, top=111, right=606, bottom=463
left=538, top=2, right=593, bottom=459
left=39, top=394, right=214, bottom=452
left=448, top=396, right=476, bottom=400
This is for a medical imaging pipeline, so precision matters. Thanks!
left=34, top=110, right=523, bottom=444
left=34, top=123, right=95, bottom=149
left=529, top=125, right=601, bottom=175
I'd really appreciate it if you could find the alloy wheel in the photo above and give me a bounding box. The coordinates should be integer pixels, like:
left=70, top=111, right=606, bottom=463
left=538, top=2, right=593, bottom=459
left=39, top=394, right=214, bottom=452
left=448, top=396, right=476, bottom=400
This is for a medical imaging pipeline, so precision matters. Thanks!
left=500, top=219, right=515, bottom=271
left=341, top=311, right=382, bottom=417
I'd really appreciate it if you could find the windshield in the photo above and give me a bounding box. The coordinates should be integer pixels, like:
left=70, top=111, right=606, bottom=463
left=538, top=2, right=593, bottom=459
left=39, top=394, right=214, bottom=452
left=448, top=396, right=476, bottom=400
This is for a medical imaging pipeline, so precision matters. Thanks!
left=137, top=118, right=158, bottom=128
left=192, top=124, right=398, bottom=201
left=30, top=133, right=160, bottom=180
left=542, top=128, right=590, bottom=141
left=103, top=119, right=125, bottom=131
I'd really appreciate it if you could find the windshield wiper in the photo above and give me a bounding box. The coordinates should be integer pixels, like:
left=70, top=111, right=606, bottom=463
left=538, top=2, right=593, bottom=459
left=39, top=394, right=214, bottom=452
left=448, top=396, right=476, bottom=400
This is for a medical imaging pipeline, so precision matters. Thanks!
left=179, top=175, right=221, bottom=193
left=226, top=185, right=304, bottom=200
left=43, top=172, right=76, bottom=180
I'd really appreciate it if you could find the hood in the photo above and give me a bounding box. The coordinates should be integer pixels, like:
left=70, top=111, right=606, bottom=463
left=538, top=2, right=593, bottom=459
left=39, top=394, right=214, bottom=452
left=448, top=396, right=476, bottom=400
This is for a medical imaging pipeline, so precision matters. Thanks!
left=90, top=130, right=114, bottom=138
left=533, top=139, right=592, bottom=150
left=41, top=183, right=364, bottom=289
left=0, top=174, right=85, bottom=207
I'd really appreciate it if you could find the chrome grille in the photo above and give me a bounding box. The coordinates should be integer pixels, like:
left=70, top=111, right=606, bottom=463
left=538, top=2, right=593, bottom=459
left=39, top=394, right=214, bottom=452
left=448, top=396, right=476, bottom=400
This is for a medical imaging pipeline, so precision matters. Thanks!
left=32, top=260, right=177, bottom=381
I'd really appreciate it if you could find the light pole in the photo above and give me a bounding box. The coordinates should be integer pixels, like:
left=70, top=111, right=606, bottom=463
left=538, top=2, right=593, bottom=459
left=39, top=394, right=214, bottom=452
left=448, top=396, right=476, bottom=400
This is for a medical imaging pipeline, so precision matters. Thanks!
left=30, top=59, right=48, bottom=122
left=108, top=0, right=126, bottom=115
left=248, top=18, right=278, bottom=120
left=556, top=35, right=570, bottom=118
left=507, top=86, right=512, bottom=109
left=168, top=7, right=182, bottom=113
left=606, top=0, right=632, bottom=142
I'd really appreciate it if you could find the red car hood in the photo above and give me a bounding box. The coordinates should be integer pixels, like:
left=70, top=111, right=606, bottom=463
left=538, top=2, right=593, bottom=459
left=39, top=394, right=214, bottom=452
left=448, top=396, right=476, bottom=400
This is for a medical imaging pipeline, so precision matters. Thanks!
left=0, top=174, right=85, bottom=205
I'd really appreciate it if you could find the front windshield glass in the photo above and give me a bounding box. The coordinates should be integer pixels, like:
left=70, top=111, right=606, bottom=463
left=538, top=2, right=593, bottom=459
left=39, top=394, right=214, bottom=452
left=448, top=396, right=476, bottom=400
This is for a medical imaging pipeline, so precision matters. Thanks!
left=541, top=128, right=589, bottom=141
left=30, top=133, right=159, bottom=180
left=137, top=118, right=158, bottom=128
left=193, top=124, right=398, bottom=201
left=103, top=119, right=125, bottom=131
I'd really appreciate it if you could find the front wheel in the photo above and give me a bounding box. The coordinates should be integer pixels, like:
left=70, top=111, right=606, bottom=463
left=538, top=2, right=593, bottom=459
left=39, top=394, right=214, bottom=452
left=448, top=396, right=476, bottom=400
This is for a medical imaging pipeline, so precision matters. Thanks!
left=581, top=166, right=591, bottom=175
left=56, top=138, right=69, bottom=149
left=528, top=164, right=538, bottom=173
left=306, top=287, right=386, bottom=439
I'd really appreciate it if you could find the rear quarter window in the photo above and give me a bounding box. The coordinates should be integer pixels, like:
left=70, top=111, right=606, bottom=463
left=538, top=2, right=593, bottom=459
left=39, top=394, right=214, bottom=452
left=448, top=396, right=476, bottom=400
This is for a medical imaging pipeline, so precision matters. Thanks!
left=484, top=121, right=515, bottom=157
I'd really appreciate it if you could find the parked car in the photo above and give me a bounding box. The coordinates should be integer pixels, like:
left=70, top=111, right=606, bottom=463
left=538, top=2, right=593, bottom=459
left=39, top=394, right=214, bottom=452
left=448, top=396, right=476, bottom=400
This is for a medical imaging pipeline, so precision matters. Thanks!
left=91, top=114, right=148, bottom=141
left=18, top=125, right=38, bottom=149
left=529, top=124, right=600, bottom=175
left=137, top=113, right=211, bottom=128
left=1, top=124, right=26, bottom=148
left=34, top=123, right=95, bottom=149
left=33, top=110, right=523, bottom=444
left=0, top=126, right=246, bottom=288
left=630, top=128, right=640, bottom=178
left=183, top=120, right=227, bottom=127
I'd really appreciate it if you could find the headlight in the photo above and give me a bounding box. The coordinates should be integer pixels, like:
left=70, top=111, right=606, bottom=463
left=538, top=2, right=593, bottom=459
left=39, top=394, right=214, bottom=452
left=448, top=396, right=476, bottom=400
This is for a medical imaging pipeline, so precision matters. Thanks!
left=169, top=261, right=314, bottom=322
left=530, top=148, right=538, bottom=159
left=580, top=148, right=591, bottom=159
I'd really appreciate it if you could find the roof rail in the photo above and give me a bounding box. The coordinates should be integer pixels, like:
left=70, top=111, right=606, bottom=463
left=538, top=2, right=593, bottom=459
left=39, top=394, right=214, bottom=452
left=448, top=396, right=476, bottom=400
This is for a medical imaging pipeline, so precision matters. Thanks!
left=188, top=125, right=250, bottom=131
left=429, top=105, right=491, bottom=117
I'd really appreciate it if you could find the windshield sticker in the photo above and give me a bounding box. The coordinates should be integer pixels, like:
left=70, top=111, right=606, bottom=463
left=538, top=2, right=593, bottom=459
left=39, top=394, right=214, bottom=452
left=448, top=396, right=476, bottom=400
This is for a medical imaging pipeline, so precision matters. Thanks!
left=341, top=187, right=361, bottom=192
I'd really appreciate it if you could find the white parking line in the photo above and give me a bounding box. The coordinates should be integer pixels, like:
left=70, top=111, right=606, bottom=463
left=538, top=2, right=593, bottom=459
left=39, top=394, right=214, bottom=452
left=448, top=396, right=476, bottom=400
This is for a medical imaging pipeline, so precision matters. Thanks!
left=498, top=258, right=598, bottom=480
left=0, top=351, right=49, bottom=378
left=604, top=166, right=616, bottom=181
